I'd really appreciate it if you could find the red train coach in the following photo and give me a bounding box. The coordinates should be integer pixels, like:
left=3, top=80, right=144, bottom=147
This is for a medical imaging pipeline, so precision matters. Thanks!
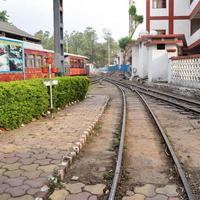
left=0, top=38, right=88, bottom=82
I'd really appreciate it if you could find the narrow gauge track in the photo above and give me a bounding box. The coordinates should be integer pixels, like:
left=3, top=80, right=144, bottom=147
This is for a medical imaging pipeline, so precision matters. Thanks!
left=106, top=78, right=200, bottom=115
left=90, top=77, right=104, bottom=84
left=105, top=79, right=195, bottom=200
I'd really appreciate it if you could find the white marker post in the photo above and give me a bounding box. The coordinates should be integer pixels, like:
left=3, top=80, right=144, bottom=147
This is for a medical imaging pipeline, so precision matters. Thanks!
left=43, top=57, right=58, bottom=119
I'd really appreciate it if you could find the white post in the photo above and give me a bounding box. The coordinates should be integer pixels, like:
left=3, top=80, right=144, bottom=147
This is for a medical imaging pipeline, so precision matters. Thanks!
left=49, top=64, right=54, bottom=118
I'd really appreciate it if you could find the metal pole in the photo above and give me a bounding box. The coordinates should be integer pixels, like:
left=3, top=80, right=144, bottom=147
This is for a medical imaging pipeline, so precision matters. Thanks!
left=108, top=38, right=111, bottom=66
left=53, top=0, right=64, bottom=75
left=49, top=64, right=54, bottom=118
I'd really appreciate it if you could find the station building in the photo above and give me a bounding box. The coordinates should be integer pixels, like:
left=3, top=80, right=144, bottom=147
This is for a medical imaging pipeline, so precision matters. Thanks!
left=129, top=0, right=200, bottom=83
left=146, top=0, right=200, bottom=54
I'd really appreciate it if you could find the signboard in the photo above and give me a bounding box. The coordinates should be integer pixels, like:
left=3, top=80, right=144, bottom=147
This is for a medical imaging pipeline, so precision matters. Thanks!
left=0, top=38, right=24, bottom=72
left=43, top=80, right=58, bottom=87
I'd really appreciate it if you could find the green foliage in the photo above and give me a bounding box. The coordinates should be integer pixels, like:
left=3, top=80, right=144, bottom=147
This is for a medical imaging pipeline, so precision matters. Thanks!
left=129, top=5, right=137, bottom=16
left=0, top=77, right=89, bottom=130
left=0, top=10, right=9, bottom=22
left=53, top=76, right=89, bottom=108
left=118, top=36, right=132, bottom=50
left=34, top=30, right=54, bottom=50
left=135, top=15, right=144, bottom=24
left=129, top=2, right=144, bottom=32
left=35, top=27, right=118, bottom=67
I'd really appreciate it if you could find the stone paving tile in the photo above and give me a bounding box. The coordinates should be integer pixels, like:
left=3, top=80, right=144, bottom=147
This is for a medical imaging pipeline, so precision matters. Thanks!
left=88, top=195, right=98, bottom=200
left=145, top=194, right=168, bottom=200
left=134, top=184, right=156, bottom=197
left=0, top=95, right=108, bottom=199
left=8, top=195, right=34, bottom=200
left=0, top=193, right=11, bottom=200
left=122, top=194, right=145, bottom=200
left=49, top=189, right=69, bottom=200
left=5, top=185, right=30, bottom=197
left=65, top=192, right=91, bottom=200
left=156, top=185, right=178, bottom=197
left=4, top=177, right=26, bottom=187
left=64, top=183, right=85, bottom=194
left=84, top=184, right=106, bottom=195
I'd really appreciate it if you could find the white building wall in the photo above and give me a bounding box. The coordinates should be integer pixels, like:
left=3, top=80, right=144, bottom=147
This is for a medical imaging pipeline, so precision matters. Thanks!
left=150, top=20, right=169, bottom=33
left=150, top=0, right=169, bottom=16
left=174, top=20, right=190, bottom=44
left=148, top=44, right=178, bottom=82
left=148, top=47, right=169, bottom=82
left=190, top=0, right=199, bottom=14
left=132, top=46, right=140, bottom=76
left=189, top=28, right=200, bottom=45
left=138, top=43, right=149, bottom=78
left=174, top=0, right=190, bottom=16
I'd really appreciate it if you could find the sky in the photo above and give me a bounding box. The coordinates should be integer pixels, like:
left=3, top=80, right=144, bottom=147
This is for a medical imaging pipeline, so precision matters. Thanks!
left=1, top=0, right=146, bottom=41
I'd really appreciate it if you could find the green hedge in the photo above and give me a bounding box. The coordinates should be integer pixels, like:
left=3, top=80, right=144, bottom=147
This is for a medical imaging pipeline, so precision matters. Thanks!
left=0, top=76, right=89, bottom=130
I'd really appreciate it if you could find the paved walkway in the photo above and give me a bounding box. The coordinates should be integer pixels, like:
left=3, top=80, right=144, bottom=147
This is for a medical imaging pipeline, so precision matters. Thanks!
left=0, top=95, right=109, bottom=200
left=122, top=184, right=180, bottom=200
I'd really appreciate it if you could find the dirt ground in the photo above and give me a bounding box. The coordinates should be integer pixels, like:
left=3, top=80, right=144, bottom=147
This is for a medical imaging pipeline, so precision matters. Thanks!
left=147, top=96, right=200, bottom=200
left=63, top=81, right=122, bottom=199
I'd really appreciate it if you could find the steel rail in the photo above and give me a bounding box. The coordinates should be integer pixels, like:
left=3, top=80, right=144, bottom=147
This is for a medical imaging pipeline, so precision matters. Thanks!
left=91, top=77, right=104, bottom=84
left=134, top=89, right=195, bottom=200
left=108, top=84, right=127, bottom=200
left=108, top=78, right=200, bottom=107
left=105, top=78, right=200, bottom=115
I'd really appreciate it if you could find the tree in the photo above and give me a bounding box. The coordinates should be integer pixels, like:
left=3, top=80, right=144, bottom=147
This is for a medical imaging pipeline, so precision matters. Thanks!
left=119, top=37, right=132, bottom=50
left=34, top=30, right=54, bottom=50
left=35, top=27, right=118, bottom=67
left=0, top=10, right=9, bottom=22
left=129, top=3, right=143, bottom=34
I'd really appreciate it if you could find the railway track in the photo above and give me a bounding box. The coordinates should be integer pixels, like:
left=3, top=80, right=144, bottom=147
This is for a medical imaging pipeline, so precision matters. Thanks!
left=105, top=79, right=195, bottom=200
left=106, top=78, right=200, bottom=115
left=90, top=76, right=104, bottom=84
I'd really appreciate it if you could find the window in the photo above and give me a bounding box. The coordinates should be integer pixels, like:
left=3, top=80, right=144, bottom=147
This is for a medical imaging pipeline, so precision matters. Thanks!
left=157, top=44, right=165, bottom=50
left=35, top=56, right=43, bottom=68
left=26, top=54, right=35, bottom=68
left=155, top=29, right=166, bottom=34
left=153, top=0, right=166, bottom=8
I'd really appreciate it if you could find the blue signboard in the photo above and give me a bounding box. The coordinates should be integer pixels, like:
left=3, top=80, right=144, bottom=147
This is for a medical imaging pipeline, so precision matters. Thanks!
left=0, top=38, right=24, bottom=73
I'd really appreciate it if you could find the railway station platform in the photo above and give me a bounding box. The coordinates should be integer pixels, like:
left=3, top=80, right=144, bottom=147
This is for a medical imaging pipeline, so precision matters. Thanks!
left=0, top=93, right=109, bottom=200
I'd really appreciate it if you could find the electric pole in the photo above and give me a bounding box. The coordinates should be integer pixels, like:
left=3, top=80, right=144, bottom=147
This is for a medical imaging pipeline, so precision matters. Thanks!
left=108, top=37, right=111, bottom=66
left=53, top=0, right=64, bottom=75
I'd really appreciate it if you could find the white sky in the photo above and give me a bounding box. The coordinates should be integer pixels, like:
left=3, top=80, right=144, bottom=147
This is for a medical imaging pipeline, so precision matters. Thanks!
left=1, top=0, right=146, bottom=41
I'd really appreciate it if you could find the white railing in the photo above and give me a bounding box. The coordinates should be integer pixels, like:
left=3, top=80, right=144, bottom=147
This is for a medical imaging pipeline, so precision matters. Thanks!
left=169, top=55, right=200, bottom=88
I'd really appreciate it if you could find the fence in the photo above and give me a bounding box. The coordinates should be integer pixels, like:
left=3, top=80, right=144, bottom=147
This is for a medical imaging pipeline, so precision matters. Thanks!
left=96, top=65, right=130, bottom=74
left=169, top=55, right=200, bottom=88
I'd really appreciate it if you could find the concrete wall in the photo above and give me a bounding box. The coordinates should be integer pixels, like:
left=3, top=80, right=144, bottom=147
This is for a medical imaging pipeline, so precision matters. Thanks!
left=174, top=20, right=190, bottom=44
left=189, top=27, right=200, bottom=46
left=148, top=47, right=169, bottom=82
left=174, top=0, right=190, bottom=16
left=190, top=0, right=199, bottom=14
left=150, top=0, right=169, bottom=16
left=131, top=41, right=178, bottom=82
left=148, top=44, right=178, bottom=82
left=150, top=20, right=169, bottom=33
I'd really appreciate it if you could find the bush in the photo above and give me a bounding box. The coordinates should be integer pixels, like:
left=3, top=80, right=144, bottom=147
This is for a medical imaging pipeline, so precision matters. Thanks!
left=53, top=76, right=89, bottom=108
left=0, top=76, right=89, bottom=130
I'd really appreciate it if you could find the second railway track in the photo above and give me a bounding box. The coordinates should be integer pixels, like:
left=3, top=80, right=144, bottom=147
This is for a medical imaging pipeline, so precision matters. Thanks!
left=106, top=79, right=196, bottom=200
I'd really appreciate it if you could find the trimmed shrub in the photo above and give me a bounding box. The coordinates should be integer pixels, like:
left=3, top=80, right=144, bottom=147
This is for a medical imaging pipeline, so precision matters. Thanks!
left=53, top=76, right=89, bottom=108
left=0, top=76, right=89, bottom=130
